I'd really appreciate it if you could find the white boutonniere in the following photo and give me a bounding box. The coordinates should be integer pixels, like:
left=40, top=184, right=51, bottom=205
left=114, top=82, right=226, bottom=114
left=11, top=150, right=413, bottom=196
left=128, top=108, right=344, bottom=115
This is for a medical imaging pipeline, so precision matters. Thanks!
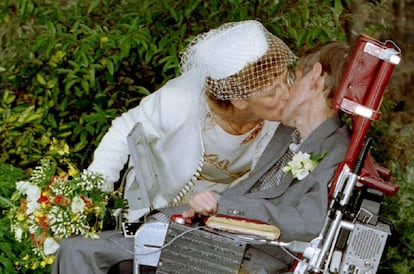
left=282, top=151, right=326, bottom=180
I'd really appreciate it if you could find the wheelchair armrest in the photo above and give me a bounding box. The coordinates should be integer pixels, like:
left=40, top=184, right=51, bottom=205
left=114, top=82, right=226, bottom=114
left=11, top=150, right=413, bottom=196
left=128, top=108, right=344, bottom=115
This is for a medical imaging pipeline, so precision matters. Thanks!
left=358, top=175, right=399, bottom=196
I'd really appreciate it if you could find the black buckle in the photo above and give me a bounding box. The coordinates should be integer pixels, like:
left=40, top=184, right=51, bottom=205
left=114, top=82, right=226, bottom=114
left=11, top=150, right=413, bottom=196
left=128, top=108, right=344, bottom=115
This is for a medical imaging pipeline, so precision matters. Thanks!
left=122, top=222, right=143, bottom=238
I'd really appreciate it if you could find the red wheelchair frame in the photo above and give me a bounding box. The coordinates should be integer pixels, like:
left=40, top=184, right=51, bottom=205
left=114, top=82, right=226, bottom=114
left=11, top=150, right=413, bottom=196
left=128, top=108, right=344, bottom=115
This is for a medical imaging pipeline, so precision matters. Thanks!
left=291, top=34, right=401, bottom=273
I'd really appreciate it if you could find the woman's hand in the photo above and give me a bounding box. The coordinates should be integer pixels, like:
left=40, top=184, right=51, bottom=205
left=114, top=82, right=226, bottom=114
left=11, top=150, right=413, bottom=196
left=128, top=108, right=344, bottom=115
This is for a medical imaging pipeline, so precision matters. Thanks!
left=181, top=190, right=218, bottom=218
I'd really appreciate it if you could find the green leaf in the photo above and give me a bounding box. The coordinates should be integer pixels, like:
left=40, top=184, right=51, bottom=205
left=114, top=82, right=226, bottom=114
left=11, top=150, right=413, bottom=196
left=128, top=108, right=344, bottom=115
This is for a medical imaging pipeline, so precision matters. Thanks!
left=120, top=37, right=131, bottom=59
left=16, top=106, right=43, bottom=125
left=0, top=196, right=13, bottom=208
left=106, top=58, right=114, bottom=75
left=64, top=78, right=79, bottom=93
left=81, top=78, right=90, bottom=95
left=87, top=0, right=101, bottom=15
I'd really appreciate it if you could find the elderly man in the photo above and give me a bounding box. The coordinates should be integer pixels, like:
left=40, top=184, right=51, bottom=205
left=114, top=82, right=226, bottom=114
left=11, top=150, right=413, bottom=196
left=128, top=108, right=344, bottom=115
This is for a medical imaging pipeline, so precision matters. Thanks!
left=177, top=42, right=352, bottom=273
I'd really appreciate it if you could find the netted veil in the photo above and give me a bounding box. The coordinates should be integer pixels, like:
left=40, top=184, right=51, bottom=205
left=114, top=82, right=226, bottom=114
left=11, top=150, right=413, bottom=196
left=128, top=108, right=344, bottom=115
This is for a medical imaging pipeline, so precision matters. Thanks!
left=179, top=20, right=296, bottom=100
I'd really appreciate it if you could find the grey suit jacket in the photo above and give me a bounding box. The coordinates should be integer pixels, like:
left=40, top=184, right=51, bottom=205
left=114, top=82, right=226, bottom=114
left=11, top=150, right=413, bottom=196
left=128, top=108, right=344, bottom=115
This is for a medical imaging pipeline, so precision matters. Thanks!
left=218, top=116, right=351, bottom=242
left=159, top=116, right=350, bottom=273
left=215, top=116, right=350, bottom=273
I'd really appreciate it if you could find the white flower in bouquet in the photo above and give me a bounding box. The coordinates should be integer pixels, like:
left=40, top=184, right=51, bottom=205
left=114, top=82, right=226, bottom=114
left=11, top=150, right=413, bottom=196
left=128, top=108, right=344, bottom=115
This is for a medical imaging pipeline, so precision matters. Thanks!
left=16, top=181, right=41, bottom=202
left=26, top=200, right=41, bottom=215
left=14, top=227, right=24, bottom=242
left=71, top=196, right=86, bottom=214
left=15, top=181, right=31, bottom=194
left=44, top=237, right=60, bottom=255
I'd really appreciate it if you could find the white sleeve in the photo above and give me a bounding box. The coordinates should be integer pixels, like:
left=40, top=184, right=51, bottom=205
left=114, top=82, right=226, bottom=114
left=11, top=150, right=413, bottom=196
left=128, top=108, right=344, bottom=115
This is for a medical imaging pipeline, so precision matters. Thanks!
left=87, top=93, right=161, bottom=191
left=87, top=71, right=200, bottom=192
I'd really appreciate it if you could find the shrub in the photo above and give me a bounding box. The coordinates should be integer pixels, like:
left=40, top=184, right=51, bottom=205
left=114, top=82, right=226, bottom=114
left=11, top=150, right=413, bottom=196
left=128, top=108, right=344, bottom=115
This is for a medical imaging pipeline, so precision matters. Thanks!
left=0, top=0, right=362, bottom=170
left=379, top=162, right=414, bottom=274
left=0, top=161, right=35, bottom=274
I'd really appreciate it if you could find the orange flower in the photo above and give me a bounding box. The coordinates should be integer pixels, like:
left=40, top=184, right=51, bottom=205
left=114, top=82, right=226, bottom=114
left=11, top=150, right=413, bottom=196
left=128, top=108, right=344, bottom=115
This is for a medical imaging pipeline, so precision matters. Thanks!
left=19, top=199, right=28, bottom=212
left=81, top=196, right=93, bottom=208
left=37, top=215, right=50, bottom=230
left=50, top=174, right=69, bottom=185
left=39, top=194, right=49, bottom=204
left=30, top=231, right=49, bottom=247
left=53, top=195, right=70, bottom=206
left=49, top=175, right=60, bottom=185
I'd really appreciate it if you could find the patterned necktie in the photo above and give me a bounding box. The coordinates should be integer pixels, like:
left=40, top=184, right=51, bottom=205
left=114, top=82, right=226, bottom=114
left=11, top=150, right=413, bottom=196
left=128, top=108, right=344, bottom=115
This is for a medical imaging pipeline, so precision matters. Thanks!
left=252, top=129, right=301, bottom=191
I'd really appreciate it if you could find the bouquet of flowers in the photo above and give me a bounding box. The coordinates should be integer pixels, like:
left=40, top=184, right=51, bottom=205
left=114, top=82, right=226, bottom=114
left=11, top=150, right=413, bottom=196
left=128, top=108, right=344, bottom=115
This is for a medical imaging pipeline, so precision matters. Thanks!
left=9, top=158, right=119, bottom=270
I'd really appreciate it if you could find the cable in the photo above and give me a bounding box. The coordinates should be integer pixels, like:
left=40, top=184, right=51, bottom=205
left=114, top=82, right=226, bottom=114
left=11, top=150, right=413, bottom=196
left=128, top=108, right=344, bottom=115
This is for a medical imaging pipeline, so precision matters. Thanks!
left=108, top=225, right=208, bottom=256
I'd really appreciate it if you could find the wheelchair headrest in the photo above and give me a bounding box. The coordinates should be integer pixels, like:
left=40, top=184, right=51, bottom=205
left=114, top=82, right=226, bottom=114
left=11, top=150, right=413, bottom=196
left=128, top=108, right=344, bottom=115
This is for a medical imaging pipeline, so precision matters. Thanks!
left=333, top=34, right=401, bottom=121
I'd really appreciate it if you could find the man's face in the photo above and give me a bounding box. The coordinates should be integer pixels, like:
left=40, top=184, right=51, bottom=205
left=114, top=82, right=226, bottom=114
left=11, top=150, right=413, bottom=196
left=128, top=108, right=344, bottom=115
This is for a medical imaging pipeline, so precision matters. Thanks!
left=282, top=68, right=311, bottom=127
left=245, top=71, right=290, bottom=121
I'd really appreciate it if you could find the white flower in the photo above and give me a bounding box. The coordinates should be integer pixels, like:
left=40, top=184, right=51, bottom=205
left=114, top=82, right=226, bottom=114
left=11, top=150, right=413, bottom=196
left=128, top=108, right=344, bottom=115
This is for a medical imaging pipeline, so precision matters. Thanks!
left=14, top=226, right=24, bottom=242
left=71, top=196, right=85, bottom=214
left=43, top=237, right=60, bottom=255
left=15, top=181, right=30, bottom=194
left=26, top=185, right=41, bottom=202
left=28, top=215, right=38, bottom=234
left=295, top=169, right=311, bottom=180
left=282, top=151, right=320, bottom=180
left=26, top=201, right=41, bottom=215
left=78, top=169, right=105, bottom=191
left=16, top=181, right=41, bottom=202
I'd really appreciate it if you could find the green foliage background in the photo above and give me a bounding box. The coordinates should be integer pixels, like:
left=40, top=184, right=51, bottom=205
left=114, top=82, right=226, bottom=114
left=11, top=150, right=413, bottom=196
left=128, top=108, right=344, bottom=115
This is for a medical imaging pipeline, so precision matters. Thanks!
left=0, top=0, right=352, bottom=170
left=0, top=0, right=412, bottom=273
